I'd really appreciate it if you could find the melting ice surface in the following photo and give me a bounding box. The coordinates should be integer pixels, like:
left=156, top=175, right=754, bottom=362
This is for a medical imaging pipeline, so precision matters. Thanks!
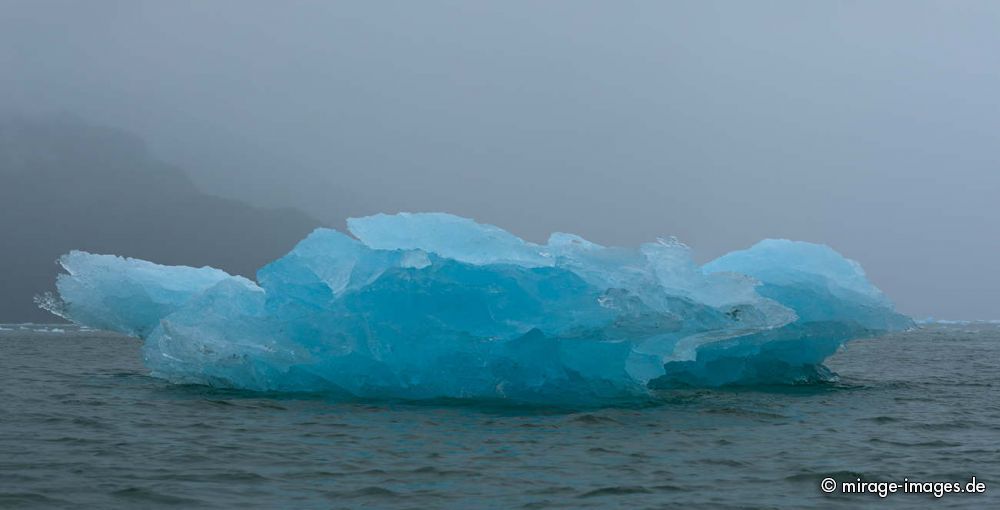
left=44, top=213, right=912, bottom=405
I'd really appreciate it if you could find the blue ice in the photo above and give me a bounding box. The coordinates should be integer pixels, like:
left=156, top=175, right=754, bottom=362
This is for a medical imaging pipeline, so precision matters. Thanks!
left=42, top=213, right=912, bottom=404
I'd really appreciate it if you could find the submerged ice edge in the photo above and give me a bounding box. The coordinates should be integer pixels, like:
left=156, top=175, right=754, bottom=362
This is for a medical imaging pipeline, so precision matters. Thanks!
left=43, top=212, right=913, bottom=404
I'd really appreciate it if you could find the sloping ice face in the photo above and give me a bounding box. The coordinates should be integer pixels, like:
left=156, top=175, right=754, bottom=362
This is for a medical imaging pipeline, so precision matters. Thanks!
left=43, top=213, right=912, bottom=405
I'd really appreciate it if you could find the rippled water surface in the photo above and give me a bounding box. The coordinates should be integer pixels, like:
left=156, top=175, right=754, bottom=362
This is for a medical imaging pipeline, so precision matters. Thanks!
left=1, top=324, right=998, bottom=509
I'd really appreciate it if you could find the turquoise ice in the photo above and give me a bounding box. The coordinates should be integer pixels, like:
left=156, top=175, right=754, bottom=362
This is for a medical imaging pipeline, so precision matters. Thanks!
left=42, top=213, right=912, bottom=404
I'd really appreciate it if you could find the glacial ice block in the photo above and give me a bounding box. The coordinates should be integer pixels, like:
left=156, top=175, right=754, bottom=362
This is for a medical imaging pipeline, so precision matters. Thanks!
left=42, top=251, right=254, bottom=337
left=704, top=240, right=912, bottom=330
left=44, top=213, right=913, bottom=404
left=348, top=212, right=553, bottom=267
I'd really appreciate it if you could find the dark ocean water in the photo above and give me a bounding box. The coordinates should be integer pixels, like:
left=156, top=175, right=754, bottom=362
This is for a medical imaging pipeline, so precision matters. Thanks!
left=1, top=323, right=997, bottom=509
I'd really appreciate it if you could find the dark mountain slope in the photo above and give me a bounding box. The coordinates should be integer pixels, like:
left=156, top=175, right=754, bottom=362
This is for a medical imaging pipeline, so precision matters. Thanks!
left=0, top=115, right=323, bottom=322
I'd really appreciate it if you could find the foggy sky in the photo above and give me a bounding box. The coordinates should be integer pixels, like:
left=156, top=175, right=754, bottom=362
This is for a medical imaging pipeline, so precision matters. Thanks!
left=2, top=0, right=999, bottom=319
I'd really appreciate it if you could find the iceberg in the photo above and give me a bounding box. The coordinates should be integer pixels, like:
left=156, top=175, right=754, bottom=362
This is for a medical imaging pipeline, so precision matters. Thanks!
left=42, top=212, right=912, bottom=404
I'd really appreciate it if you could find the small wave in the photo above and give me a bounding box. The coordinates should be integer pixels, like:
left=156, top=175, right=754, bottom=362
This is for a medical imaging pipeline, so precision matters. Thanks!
left=569, top=414, right=622, bottom=425
left=868, top=438, right=963, bottom=448
left=111, top=487, right=203, bottom=505
left=0, top=492, right=73, bottom=506
left=579, top=485, right=654, bottom=498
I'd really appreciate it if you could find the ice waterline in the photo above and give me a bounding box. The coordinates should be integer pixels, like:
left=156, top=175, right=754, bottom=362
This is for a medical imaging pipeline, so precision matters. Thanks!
left=41, top=212, right=912, bottom=404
